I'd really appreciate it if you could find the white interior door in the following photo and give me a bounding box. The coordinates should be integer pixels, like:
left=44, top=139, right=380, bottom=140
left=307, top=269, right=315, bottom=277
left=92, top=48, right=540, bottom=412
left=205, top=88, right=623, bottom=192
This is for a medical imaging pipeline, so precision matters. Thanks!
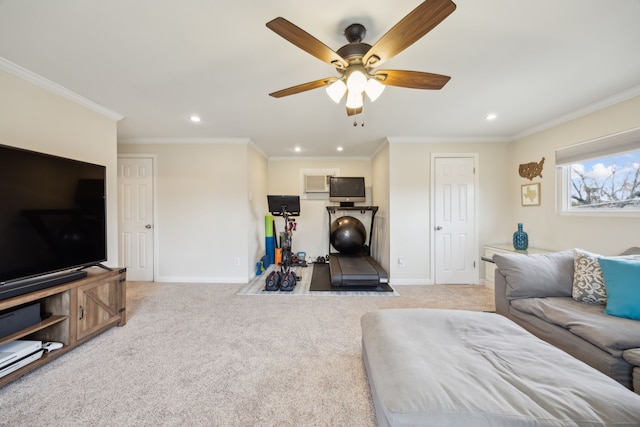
left=118, top=157, right=154, bottom=281
left=433, top=156, right=477, bottom=284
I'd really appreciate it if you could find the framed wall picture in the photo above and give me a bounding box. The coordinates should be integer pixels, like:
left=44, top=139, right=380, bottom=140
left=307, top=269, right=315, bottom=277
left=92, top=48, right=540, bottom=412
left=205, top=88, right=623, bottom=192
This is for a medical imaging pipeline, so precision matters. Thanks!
left=521, top=182, right=541, bottom=206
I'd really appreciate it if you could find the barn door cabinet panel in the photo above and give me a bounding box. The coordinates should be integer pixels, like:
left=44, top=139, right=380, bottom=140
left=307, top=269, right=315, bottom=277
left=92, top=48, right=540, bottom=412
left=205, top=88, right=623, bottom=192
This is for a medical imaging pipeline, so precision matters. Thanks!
left=76, top=270, right=127, bottom=341
left=0, top=268, right=126, bottom=387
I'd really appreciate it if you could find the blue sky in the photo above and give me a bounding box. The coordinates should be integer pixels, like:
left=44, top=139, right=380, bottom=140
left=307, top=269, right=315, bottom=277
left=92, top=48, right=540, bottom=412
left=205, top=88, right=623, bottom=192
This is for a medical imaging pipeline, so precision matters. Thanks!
left=571, top=150, right=640, bottom=201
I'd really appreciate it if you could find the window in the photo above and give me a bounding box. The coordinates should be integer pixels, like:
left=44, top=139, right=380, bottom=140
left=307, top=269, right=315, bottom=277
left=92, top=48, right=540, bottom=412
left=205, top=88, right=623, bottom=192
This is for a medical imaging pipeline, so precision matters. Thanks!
left=556, top=127, right=640, bottom=214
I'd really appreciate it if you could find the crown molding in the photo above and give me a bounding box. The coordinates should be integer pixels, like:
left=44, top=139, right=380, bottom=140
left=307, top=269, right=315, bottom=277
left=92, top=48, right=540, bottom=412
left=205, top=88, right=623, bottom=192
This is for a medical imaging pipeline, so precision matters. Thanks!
left=118, top=137, right=250, bottom=145
left=371, top=139, right=390, bottom=158
left=387, top=136, right=511, bottom=144
left=268, top=156, right=372, bottom=162
left=513, top=85, right=640, bottom=141
left=0, top=56, right=124, bottom=121
left=248, top=140, right=268, bottom=159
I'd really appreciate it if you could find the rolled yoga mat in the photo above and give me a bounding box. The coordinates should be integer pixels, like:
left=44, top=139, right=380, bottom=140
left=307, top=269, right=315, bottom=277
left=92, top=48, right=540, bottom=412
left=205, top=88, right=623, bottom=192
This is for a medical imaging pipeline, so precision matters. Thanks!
left=265, top=214, right=275, bottom=265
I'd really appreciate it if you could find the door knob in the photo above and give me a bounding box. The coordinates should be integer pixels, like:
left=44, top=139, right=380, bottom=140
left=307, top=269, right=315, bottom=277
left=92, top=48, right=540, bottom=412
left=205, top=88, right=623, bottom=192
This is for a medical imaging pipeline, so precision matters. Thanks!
left=435, top=226, right=442, bottom=230
left=145, top=224, right=152, bottom=229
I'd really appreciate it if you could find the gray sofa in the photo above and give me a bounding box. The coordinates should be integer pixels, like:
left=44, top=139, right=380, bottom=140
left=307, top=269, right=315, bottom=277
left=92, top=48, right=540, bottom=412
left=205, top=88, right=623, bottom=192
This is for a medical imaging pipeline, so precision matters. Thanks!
left=494, top=248, right=640, bottom=392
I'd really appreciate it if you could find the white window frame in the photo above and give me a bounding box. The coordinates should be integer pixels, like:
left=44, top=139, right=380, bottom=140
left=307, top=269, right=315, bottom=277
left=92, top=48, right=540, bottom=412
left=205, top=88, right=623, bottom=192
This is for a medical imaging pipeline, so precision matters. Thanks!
left=556, top=127, right=640, bottom=217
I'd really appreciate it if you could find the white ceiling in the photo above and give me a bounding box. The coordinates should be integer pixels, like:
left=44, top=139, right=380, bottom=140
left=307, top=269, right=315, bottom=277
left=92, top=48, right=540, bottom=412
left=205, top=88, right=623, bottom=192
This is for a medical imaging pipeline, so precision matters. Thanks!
left=1, top=0, right=639, bottom=158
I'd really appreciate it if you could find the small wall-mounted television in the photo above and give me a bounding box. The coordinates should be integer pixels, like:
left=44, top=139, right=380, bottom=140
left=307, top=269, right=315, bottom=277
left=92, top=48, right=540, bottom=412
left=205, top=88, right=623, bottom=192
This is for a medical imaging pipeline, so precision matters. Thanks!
left=0, top=144, right=107, bottom=300
left=329, top=176, right=366, bottom=207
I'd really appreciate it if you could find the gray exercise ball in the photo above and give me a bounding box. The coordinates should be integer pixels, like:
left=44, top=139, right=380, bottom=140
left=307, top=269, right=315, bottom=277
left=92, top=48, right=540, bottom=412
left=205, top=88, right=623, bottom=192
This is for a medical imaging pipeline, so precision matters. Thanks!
left=330, top=216, right=366, bottom=254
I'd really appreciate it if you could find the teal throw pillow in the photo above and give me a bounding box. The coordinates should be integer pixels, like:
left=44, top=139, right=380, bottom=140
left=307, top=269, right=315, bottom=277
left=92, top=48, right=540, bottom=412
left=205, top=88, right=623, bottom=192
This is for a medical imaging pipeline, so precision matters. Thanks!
left=598, top=257, right=640, bottom=320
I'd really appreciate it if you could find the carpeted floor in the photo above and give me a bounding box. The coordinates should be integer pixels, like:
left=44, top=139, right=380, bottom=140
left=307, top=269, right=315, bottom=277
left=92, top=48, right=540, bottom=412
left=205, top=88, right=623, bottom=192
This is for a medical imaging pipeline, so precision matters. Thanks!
left=0, top=281, right=494, bottom=426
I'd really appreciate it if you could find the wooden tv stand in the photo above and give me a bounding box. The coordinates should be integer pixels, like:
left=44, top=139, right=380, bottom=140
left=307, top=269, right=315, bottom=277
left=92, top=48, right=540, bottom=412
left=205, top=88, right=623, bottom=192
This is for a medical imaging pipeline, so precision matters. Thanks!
left=0, top=268, right=126, bottom=387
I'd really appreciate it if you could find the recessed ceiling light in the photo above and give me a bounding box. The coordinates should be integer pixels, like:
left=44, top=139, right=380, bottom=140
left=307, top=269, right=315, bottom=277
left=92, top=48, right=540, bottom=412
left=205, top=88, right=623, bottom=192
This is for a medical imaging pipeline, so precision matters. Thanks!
left=189, top=115, right=201, bottom=122
left=337, top=146, right=344, bottom=152
left=485, top=113, right=497, bottom=121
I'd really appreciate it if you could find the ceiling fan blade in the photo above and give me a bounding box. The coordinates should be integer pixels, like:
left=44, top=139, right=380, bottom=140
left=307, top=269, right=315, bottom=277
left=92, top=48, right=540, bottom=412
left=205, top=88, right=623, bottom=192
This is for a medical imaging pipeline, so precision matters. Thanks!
left=267, top=17, right=349, bottom=69
left=374, top=70, right=450, bottom=89
left=363, top=0, right=456, bottom=68
left=346, top=106, right=363, bottom=116
left=269, top=78, right=337, bottom=98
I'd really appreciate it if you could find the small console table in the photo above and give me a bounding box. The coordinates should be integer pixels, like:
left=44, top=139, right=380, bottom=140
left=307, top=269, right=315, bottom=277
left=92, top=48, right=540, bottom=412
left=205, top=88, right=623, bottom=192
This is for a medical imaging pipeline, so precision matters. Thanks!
left=0, top=268, right=126, bottom=387
left=326, top=206, right=378, bottom=254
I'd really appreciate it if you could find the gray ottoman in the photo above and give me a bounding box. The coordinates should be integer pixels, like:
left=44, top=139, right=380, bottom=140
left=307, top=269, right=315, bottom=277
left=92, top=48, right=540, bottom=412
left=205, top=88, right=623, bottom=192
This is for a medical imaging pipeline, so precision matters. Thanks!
left=361, top=309, right=640, bottom=426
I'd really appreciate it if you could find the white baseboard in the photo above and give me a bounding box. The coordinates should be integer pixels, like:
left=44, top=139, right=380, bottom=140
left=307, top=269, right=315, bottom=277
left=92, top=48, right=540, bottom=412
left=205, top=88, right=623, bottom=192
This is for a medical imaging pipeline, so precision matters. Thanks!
left=156, top=276, right=247, bottom=284
left=390, top=279, right=435, bottom=285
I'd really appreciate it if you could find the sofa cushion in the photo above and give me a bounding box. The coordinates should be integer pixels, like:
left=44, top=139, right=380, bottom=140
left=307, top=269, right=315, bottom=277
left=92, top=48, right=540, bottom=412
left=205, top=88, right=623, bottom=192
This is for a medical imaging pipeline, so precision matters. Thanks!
left=599, top=257, right=640, bottom=320
left=511, top=296, right=640, bottom=356
left=493, top=250, right=573, bottom=301
left=623, top=349, right=640, bottom=366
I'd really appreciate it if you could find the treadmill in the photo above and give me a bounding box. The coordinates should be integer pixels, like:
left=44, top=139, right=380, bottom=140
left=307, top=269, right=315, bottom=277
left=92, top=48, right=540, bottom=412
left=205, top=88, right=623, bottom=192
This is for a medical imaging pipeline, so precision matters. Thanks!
left=326, top=206, right=389, bottom=287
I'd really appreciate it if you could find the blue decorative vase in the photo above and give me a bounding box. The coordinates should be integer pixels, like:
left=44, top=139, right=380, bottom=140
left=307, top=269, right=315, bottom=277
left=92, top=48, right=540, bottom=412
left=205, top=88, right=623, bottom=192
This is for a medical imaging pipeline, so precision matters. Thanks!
left=513, top=223, right=528, bottom=251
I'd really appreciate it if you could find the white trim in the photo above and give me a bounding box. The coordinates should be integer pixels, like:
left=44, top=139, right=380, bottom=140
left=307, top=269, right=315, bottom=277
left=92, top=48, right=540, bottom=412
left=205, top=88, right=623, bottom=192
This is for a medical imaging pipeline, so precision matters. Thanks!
left=268, top=156, right=372, bottom=162
left=0, top=56, right=124, bottom=121
left=370, top=139, right=389, bottom=158
left=430, top=153, right=480, bottom=285
left=388, top=136, right=511, bottom=144
left=248, top=140, right=268, bottom=159
left=390, top=279, right=434, bottom=285
left=514, top=85, right=640, bottom=141
left=557, top=160, right=640, bottom=217
left=118, top=137, right=250, bottom=145
left=117, top=154, right=159, bottom=281
left=155, top=275, right=248, bottom=284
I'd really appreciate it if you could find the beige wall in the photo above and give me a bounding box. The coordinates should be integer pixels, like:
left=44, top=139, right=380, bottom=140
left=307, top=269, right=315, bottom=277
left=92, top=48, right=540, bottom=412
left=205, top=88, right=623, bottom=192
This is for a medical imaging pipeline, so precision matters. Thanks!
left=510, top=95, right=640, bottom=254
left=371, top=143, right=391, bottom=274
left=118, top=142, right=249, bottom=282
left=248, top=145, right=268, bottom=274
left=0, top=70, right=119, bottom=267
left=8, top=64, right=636, bottom=285
left=267, top=158, right=373, bottom=262
left=388, top=140, right=510, bottom=284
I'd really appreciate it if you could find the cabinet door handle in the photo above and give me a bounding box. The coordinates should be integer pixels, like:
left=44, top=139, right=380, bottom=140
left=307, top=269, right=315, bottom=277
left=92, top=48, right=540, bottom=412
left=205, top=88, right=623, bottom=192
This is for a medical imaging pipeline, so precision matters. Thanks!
left=79, top=305, right=84, bottom=320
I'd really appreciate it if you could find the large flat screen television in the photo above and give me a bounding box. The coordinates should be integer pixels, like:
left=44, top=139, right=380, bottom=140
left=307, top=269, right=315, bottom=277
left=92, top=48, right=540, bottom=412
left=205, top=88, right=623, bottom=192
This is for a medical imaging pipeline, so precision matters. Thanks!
left=0, top=144, right=107, bottom=300
left=329, top=176, right=366, bottom=207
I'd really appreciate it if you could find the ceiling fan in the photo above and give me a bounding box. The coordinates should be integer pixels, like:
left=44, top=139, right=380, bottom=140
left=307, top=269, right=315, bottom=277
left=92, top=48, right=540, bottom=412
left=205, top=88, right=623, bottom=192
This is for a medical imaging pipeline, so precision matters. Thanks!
left=266, top=0, right=456, bottom=117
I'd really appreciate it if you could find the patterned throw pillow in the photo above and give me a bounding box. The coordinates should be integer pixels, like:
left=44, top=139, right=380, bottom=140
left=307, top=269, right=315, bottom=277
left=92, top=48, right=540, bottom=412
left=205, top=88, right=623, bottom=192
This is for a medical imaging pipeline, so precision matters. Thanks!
left=572, top=248, right=640, bottom=304
left=572, top=249, right=607, bottom=304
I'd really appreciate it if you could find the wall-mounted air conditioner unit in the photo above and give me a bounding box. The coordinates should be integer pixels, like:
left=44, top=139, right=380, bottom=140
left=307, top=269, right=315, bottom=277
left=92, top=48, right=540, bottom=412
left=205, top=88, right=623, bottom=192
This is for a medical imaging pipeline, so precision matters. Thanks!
left=304, top=174, right=332, bottom=193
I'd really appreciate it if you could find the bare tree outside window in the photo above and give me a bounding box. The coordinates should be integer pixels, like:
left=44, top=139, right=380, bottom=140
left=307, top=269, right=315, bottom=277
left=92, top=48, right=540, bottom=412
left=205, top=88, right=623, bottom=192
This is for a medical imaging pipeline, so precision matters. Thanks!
left=570, top=150, right=640, bottom=210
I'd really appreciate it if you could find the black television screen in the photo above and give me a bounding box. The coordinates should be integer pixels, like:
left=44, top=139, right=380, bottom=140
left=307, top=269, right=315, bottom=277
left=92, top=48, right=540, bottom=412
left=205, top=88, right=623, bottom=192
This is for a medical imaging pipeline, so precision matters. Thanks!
left=0, top=144, right=107, bottom=288
left=329, top=177, right=366, bottom=206
left=267, top=195, right=300, bottom=216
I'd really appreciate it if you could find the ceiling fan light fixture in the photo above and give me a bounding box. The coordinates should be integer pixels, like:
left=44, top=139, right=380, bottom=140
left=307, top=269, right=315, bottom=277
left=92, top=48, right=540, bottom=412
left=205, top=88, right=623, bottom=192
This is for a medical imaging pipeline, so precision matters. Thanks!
left=345, top=90, right=364, bottom=109
left=364, top=78, right=385, bottom=102
left=326, top=79, right=347, bottom=103
left=346, top=70, right=367, bottom=94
